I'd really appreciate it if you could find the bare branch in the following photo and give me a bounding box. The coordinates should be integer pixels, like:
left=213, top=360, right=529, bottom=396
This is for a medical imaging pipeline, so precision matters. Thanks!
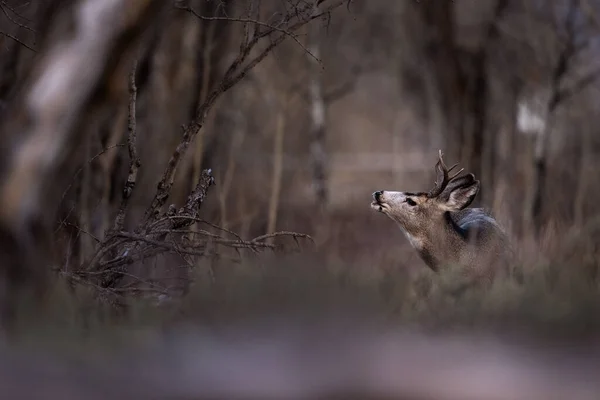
left=58, top=144, right=125, bottom=211
left=0, top=30, right=36, bottom=52
left=176, top=4, right=320, bottom=63
left=323, top=80, right=355, bottom=103
left=554, top=68, right=600, bottom=105
left=113, top=61, right=140, bottom=232
left=142, top=0, right=346, bottom=226
left=242, top=0, right=253, bottom=49
left=0, top=3, right=36, bottom=33
left=251, top=231, right=314, bottom=244
left=0, top=1, right=33, bottom=22
left=63, top=222, right=100, bottom=243
left=86, top=169, right=216, bottom=290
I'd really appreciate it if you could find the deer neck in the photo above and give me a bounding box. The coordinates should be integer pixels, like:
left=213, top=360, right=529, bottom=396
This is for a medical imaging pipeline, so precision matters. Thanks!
left=402, top=212, right=468, bottom=272
left=397, top=225, right=424, bottom=251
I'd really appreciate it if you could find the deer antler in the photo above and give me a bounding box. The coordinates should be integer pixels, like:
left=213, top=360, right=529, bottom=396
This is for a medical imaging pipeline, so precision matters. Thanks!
left=427, top=150, right=464, bottom=198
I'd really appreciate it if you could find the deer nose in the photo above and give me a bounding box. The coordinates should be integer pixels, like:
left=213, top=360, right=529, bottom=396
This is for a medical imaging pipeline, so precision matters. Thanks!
left=373, top=191, right=383, bottom=201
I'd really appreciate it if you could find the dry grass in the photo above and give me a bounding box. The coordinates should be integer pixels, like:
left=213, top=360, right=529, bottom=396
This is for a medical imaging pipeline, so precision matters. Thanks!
left=0, top=205, right=598, bottom=399
left=11, top=205, right=600, bottom=341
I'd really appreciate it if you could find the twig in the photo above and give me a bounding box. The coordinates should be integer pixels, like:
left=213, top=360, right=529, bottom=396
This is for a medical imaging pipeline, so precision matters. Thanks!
left=86, top=169, right=215, bottom=290
left=59, top=144, right=125, bottom=205
left=177, top=5, right=320, bottom=63
left=64, top=222, right=100, bottom=243
left=0, top=30, right=36, bottom=52
left=59, top=270, right=120, bottom=297
left=323, top=79, right=356, bottom=103
left=85, top=237, right=130, bottom=272
left=554, top=68, right=600, bottom=105
left=251, top=231, right=314, bottom=244
left=0, top=1, right=33, bottom=22
left=117, top=231, right=277, bottom=251
left=55, top=144, right=125, bottom=232
left=0, top=3, right=36, bottom=33
left=197, top=219, right=243, bottom=241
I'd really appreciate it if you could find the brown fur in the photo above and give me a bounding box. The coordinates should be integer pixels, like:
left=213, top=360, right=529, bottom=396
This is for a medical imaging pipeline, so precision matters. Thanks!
left=371, top=152, right=513, bottom=284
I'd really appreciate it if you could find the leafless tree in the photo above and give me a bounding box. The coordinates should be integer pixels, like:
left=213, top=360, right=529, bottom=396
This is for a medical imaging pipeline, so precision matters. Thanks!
left=0, top=0, right=345, bottom=328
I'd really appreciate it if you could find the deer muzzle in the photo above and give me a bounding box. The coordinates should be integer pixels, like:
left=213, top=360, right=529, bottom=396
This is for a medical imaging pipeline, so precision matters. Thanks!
left=371, top=191, right=387, bottom=212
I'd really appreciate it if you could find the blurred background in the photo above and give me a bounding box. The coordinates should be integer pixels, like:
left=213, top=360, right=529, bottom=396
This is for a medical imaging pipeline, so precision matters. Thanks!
left=2, top=0, right=600, bottom=398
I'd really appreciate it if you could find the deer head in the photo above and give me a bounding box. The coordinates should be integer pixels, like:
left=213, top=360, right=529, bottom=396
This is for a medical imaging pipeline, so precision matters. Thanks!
left=370, top=150, right=480, bottom=240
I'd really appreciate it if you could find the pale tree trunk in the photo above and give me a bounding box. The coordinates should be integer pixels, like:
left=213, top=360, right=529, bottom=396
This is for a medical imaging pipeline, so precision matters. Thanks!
left=191, top=20, right=217, bottom=192
left=185, top=13, right=214, bottom=244
left=308, top=4, right=328, bottom=206
left=266, top=94, right=289, bottom=244
left=531, top=72, right=564, bottom=236
left=0, top=0, right=163, bottom=333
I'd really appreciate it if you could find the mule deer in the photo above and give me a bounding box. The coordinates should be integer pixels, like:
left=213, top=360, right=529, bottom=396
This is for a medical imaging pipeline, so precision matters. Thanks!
left=371, top=150, right=512, bottom=283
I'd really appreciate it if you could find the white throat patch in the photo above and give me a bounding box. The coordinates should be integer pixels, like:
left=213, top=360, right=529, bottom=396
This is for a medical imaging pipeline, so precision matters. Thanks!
left=398, top=226, right=423, bottom=250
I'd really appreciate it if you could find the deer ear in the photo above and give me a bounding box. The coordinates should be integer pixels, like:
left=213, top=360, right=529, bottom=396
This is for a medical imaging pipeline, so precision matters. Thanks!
left=439, top=177, right=480, bottom=211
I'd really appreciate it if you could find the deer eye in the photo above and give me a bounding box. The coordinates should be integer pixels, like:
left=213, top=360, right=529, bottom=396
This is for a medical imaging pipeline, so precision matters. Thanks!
left=406, top=198, right=417, bottom=206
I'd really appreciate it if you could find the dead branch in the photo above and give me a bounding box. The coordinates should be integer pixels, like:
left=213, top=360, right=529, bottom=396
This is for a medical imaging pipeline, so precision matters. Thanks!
left=323, top=79, right=355, bottom=103
left=81, top=164, right=312, bottom=298
left=251, top=231, right=314, bottom=245
left=57, top=143, right=125, bottom=219
left=141, top=0, right=346, bottom=227
left=196, top=219, right=243, bottom=241
left=0, top=30, right=36, bottom=52
left=176, top=4, right=320, bottom=62
left=85, top=169, right=216, bottom=291
left=113, top=61, right=141, bottom=232
left=554, top=68, right=600, bottom=105
left=0, top=2, right=36, bottom=33
left=59, top=0, right=341, bottom=304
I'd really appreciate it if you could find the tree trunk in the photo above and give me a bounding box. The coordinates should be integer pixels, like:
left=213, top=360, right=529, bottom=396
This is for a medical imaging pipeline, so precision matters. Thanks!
left=0, top=0, right=164, bottom=334
left=574, top=126, right=591, bottom=226
left=416, top=1, right=465, bottom=164
left=494, top=78, right=521, bottom=230
left=460, top=51, right=487, bottom=206
left=532, top=72, right=562, bottom=236
left=308, top=4, right=328, bottom=206
left=415, top=0, right=509, bottom=207
left=267, top=95, right=288, bottom=244
left=532, top=125, right=549, bottom=236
